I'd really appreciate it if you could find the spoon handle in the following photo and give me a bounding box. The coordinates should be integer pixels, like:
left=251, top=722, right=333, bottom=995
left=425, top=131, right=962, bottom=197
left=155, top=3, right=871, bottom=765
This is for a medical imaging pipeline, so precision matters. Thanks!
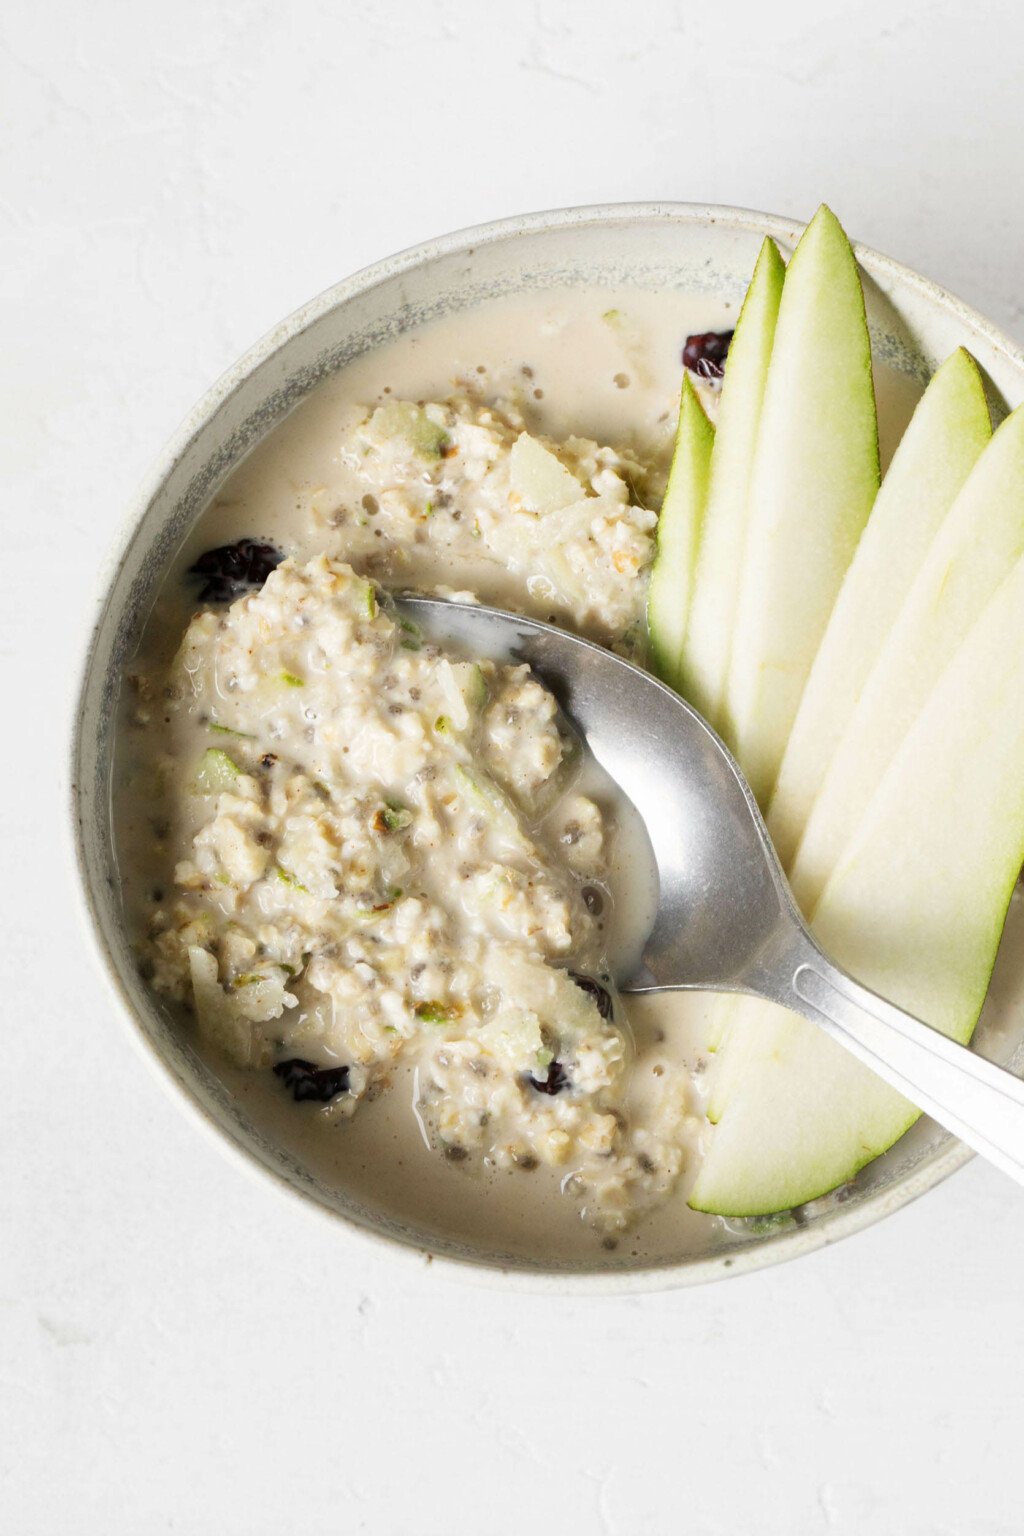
left=782, top=946, right=1024, bottom=1184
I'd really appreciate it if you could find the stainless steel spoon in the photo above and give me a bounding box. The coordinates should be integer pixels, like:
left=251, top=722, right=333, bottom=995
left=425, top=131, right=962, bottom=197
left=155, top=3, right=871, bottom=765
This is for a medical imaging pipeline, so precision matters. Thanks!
left=399, top=594, right=1024, bottom=1186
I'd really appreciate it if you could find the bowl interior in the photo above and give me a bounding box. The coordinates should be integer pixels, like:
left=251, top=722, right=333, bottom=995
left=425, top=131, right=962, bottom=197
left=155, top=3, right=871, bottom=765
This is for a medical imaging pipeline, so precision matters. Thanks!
left=73, top=204, right=1024, bottom=1288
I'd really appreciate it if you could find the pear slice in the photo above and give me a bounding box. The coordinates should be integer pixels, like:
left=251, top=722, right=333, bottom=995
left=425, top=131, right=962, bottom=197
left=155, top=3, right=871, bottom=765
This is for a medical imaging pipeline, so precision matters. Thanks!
left=722, top=206, right=879, bottom=805
left=691, top=546, right=1024, bottom=1216
left=679, top=238, right=786, bottom=728
left=673, top=241, right=785, bottom=1072
left=509, top=432, right=583, bottom=513
left=647, top=375, right=714, bottom=686
left=768, top=349, right=992, bottom=871
left=790, top=401, right=1024, bottom=914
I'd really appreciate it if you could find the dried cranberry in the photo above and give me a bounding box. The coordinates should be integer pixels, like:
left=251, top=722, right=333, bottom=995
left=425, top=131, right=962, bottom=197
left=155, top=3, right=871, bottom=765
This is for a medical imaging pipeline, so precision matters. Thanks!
left=682, top=330, right=734, bottom=381
left=188, top=539, right=283, bottom=603
left=569, top=971, right=614, bottom=1020
left=527, top=1060, right=571, bottom=1096
left=273, top=1057, right=350, bottom=1103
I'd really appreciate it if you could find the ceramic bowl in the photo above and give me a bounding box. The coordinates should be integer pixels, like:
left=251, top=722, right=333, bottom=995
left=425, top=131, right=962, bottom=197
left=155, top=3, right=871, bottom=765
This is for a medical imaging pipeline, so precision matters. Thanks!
left=71, top=203, right=1024, bottom=1290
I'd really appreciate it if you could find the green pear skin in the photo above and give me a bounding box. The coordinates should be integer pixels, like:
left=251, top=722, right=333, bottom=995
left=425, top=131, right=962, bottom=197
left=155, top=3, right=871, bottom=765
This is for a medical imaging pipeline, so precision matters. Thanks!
left=722, top=206, right=880, bottom=807
left=647, top=374, right=714, bottom=688
left=768, top=349, right=991, bottom=873
left=790, top=401, right=1024, bottom=915
left=678, top=237, right=786, bottom=729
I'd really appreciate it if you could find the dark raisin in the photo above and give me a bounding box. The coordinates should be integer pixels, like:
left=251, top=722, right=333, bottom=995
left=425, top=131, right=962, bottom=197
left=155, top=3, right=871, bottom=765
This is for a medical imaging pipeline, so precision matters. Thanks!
left=527, top=1060, right=571, bottom=1095
left=273, top=1057, right=350, bottom=1103
left=682, top=329, right=734, bottom=380
left=188, top=539, right=283, bottom=603
left=568, top=971, right=614, bottom=1020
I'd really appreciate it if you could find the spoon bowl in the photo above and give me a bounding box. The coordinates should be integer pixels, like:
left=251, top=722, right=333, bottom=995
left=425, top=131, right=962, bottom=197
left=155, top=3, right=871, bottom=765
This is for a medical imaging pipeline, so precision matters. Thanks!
left=398, top=593, right=795, bottom=993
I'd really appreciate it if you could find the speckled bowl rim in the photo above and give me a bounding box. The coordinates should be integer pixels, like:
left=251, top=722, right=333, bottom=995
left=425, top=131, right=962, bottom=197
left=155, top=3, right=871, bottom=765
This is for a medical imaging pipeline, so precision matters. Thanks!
left=69, top=201, right=1024, bottom=1293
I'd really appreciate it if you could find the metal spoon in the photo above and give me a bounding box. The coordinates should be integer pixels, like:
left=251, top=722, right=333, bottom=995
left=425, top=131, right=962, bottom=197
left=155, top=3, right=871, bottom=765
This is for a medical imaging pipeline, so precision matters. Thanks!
left=399, top=594, right=1024, bottom=1186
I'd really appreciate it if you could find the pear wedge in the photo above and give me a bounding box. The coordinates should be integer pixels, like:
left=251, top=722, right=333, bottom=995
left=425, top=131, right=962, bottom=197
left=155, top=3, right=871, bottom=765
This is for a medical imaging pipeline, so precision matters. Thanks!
left=768, top=349, right=992, bottom=872
left=647, top=375, right=714, bottom=686
left=679, top=238, right=786, bottom=728
left=722, top=206, right=879, bottom=805
left=790, top=401, right=1024, bottom=915
left=692, top=547, right=1024, bottom=1216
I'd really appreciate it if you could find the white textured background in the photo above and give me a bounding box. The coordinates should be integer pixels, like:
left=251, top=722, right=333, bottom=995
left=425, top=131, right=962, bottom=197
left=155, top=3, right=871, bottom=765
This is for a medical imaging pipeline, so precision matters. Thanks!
left=4, top=2, right=1024, bottom=1532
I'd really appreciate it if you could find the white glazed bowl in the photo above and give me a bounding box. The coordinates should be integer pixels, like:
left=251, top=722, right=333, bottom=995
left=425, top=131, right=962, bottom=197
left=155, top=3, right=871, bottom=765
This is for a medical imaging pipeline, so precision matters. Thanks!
left=72, top=203, right=1024, bottom=1290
